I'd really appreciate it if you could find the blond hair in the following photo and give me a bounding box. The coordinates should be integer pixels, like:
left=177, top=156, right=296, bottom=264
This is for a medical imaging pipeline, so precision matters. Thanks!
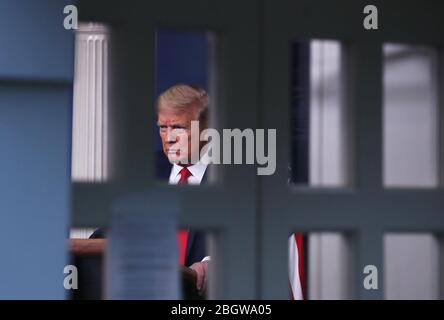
left=156, top=84, right=209, bottom=125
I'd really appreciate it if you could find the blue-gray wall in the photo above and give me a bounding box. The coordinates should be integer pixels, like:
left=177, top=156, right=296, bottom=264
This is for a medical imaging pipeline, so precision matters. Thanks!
left=0, top=0, right=74, bottom=299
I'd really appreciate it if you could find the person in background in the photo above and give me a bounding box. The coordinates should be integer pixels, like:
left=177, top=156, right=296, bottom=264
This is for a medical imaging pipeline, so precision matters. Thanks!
left=155, top=84, right=211, bottom=295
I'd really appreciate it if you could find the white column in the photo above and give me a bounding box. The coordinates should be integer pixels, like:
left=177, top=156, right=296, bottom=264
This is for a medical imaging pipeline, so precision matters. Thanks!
left=71, top=23, right=111, bottom=238
left=72, top=23, right=110, bottom=182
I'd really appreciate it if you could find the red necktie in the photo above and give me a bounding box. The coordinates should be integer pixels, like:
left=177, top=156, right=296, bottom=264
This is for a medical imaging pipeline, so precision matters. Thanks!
left=178, top=167, right=192, bottom=185
left=177, top=167, right=191, bottom=265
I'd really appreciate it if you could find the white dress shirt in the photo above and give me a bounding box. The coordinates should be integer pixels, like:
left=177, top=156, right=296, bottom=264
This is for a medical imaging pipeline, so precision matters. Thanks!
left=168, top=160, right=208, bottom=185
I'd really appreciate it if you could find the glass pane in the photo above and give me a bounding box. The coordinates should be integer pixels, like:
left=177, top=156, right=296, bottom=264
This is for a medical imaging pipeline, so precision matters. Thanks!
left=288, top=232, right=353, bottom=300
left=383, top=44, right=439, bottom=188
left=154, top=30, right=217, bottom=184
left=384, top=233, right=440, bottom=299
left=290, top=40, right=351, bottom=188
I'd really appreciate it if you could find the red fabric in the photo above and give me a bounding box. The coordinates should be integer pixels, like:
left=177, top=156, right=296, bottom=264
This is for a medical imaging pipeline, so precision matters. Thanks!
left=177, top=167, right=191, bottom=265
left=295, top=233, right=305, bottom=299
left=177, top=229, right=189, bottom=266
left=289, top=233, right=306, bottom=300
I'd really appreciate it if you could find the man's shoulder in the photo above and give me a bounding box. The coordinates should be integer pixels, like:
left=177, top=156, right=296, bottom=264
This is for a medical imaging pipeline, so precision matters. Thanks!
left=89, top=228, right=107, bottom=239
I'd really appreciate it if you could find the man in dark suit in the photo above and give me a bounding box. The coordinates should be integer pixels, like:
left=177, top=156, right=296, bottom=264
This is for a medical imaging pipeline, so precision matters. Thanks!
left=155, top=84, right=211, bottom=294
left=91, top=83, right=211, bottom=295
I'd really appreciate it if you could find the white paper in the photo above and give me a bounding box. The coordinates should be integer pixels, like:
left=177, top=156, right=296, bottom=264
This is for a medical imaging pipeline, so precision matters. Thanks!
left=106, top=191, right=179, bottom=299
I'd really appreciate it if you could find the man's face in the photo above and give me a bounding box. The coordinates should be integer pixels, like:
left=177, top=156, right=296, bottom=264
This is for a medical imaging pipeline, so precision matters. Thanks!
left=157, top=109, right=201, bottom=165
